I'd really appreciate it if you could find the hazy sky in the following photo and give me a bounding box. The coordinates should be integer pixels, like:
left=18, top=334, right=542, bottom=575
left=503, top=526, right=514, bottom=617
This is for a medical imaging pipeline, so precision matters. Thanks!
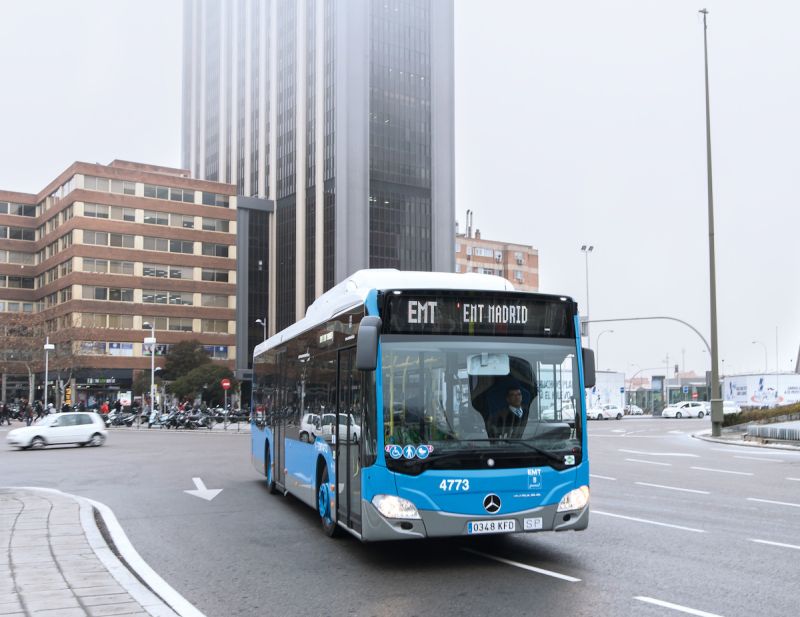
left=1, top=1, right=797, bottom=380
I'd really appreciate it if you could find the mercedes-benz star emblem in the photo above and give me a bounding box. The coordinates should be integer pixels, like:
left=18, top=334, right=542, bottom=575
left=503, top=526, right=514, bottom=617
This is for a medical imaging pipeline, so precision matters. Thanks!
left=483, top=494, right=501, bottom=514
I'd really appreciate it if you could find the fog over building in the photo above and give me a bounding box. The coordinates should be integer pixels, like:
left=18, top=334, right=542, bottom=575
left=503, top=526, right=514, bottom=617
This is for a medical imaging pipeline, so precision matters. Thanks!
left=182, top=0, right=456, bottom=334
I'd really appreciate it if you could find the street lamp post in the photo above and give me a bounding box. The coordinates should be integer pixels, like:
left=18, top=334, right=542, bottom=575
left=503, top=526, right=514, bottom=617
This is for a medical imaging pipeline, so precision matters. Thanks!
left=751, top=340, right=768, bottom=373
left=595, top=329, right=614, bottom=369
left=43, top=338, right=54, bottom=406
left=700, top=8, right=722, bottom=437
left=142, top=322, right=156, bottom=419
left=580, top=245, right=594, bottom=344
left=255, top=318, right=267, bottom=341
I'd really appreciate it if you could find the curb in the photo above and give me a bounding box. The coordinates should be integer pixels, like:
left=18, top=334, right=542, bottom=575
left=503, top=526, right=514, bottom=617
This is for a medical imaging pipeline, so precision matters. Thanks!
left=16, top=487, right=205, bottom=617
left=691, top=431, right=800, bottom=451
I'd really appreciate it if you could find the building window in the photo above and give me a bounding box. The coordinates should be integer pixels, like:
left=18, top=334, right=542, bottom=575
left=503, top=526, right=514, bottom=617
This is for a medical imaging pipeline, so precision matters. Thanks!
left=201, top=243, right=229, bottom=257
left=142, top=290, right=168, bottom=304
left=170, top=239, right=194, bottom=254
left=143, top=210, right=169, bottom=226
left=143, top=236, right=169, bottom=252
left=201, top=319, right=228, bottom=333
left=170, top=214, right=195, bottom=229
left=202, top=218, right=230, bottom=232
left=203, top=345, right=229, bottom=359
left=168, top=317, right=194, bottom=332
left=143, top=264, right=168, bottom=278
left=201, top=268, right=229, bottom=282
left=201, top=293, right=228, bottom=308
left=143, top=184, right=194, bottom=203
left=201, top=192, right=230, bottom=208
left=82, top=286, right=133, bottom=302
left=168, top=291, right=193, bottom=306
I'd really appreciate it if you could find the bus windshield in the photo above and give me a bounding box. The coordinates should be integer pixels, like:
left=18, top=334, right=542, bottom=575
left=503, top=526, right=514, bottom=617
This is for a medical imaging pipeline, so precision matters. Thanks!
left=381, top=336, right=582, bottom=472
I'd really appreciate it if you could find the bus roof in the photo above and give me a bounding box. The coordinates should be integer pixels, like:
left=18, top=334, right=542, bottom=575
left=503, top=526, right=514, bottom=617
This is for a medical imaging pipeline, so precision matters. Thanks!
left=254, top=269, right=516, bottom=356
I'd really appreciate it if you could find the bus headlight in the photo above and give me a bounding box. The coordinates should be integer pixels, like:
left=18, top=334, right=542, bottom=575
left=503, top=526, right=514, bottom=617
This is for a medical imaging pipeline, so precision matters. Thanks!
left=371, top=494, right=421, bottom=519
left=557, top=486, right=590, bottom=512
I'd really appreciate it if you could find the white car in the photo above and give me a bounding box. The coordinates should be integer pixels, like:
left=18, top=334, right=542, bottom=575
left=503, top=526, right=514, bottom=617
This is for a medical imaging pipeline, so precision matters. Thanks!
left=587, top=404, right=623, bottom=421
left=299, top=413, right=321, bottom=442
left=541, top=402, right=576, bottom=422
left=320, top=413, right=360, bottom=443
left=661, top=401, right=706, bottom=419
left=7, top=412, right=107, bottom=449
left=625, top=404, right=644, bottom=415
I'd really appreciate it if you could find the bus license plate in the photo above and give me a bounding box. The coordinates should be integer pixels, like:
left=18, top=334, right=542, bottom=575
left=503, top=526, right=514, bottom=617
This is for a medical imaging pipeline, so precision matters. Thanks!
left=467, top=519, right=516, bottom=535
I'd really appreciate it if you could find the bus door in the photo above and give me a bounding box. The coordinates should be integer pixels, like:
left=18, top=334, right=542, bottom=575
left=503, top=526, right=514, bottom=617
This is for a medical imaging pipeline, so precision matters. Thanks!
left=336, top=347, right=362, bottom=533
left=273, top=349, right=287, bottom=489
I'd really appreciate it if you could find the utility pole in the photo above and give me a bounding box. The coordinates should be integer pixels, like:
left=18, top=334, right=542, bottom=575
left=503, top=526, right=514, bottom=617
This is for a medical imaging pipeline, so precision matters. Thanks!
left=700, top=8, right=722, bottom=437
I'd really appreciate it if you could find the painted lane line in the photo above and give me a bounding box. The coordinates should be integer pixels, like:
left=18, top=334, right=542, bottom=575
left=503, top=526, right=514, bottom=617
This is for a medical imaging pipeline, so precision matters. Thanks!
left=750, top=538, right=800, bottom=551
left=747, top=497, right=800, bottom=509
left=635, top=482, right=710, bottom=495
left=787, top=477, right=800, bottom=482
left=462, top=548, right=581, bottom=582
left=590, top=474, right=617, bottom=481
left=620, top=449, right=698, bottom=457
left=634, top=596, right=723, bottom=617
left=690, top=466, right=753, bottom=476
left=734, top=455, right=784, bottom=462
left=593, top=510, right=705, bottom=533
left=625, top=458, right=672, bottom=466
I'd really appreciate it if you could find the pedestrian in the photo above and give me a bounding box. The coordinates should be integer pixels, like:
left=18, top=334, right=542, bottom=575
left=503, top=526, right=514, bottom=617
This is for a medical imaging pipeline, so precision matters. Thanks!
left=61, top=402, right=70, bottom=413
left=101, top=401, right=109, bottom=415
left=34, top=400, right=43, bottom=420
left=46, top=402, right=55, bottom=415
left=0, top=401, right=9, bottom=425
left=23, top=400, right=33, bottom=426
left=113, top=399, right=122, bottom=414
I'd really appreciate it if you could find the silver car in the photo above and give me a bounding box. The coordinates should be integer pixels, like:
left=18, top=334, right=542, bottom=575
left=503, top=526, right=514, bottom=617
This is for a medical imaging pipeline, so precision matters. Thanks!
left=7, top=412, right=107, bottom=449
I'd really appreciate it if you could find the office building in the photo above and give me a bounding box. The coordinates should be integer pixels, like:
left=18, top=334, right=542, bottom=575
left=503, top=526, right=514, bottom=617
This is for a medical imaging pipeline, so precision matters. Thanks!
left=0, top=160, right=238, bottom=406
left=182, top=0, right=455, bottom=334
left=455, top=215, right=539, bottom=292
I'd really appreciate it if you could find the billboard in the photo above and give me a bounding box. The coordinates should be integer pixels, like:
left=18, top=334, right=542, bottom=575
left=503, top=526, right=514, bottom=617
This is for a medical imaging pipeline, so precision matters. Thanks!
left=723, top=374, right=800, bottom=408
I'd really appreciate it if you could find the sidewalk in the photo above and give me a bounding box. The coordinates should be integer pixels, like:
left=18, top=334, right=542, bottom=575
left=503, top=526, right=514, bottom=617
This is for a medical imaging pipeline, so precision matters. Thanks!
left=0, top=488, right=201, bottom=617
left=692, top=420, right=800, bottom=451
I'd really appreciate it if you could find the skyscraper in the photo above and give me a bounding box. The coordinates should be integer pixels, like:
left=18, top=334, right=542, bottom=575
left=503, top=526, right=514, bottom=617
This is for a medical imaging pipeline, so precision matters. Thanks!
left=182, top=0, right=455, bottom=334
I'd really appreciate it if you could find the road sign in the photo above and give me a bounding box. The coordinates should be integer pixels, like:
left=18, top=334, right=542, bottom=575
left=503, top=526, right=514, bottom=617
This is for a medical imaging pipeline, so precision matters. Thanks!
left=221, top=378, right=231, bottom=390
left=682, top=386, right=689, bottom=394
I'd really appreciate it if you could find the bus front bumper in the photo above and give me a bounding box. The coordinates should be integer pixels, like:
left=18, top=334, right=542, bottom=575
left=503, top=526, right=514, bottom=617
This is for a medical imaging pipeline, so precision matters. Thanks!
left=360, top=500, right=589, bottom=541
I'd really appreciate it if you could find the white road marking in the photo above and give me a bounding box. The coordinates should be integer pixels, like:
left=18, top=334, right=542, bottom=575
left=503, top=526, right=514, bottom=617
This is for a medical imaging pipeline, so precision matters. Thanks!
left=667, top=430, right=686, bottom=434
left=747, top=497, right=800, bottom=509
left=734, top=455, right=783, bottom=462
left=593, top=510, right=705, bottom=533
left=690, top=466, right=753, bottom=476
left=787, top=477, right=800, bottom=482
left=625, top=458, right=672, bottom=466
left=620, top=449, right=699, bottom=457
left=590, top=474, right=617, bottom=481
left=634, top=596, right=723, bottom=617
left=462, top=548, right=581, bottom=582
left=750, top=538, right=800, bottom=551
left=184, top=477, right=223, bottom=501
left=635, top=482, right=710, bottom=495
left=711, top=447, right=800, bottom=457
left=611, top=429, right=626, bottom=433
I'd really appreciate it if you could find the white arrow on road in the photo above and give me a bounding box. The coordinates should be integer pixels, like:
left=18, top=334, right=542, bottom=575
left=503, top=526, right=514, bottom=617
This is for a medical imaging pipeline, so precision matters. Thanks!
left=184, top=477, right=223, bottom=501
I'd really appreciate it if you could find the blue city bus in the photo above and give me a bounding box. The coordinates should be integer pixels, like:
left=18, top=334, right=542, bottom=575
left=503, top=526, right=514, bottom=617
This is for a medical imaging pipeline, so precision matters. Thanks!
left=251, top=270, right=595, bottom=540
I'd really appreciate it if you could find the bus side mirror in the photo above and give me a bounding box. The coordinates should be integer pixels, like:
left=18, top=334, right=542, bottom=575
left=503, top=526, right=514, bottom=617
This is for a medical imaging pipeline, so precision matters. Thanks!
left=582, top=348, right=596, bottom=389
left=356, top=316, right=382, bottom=371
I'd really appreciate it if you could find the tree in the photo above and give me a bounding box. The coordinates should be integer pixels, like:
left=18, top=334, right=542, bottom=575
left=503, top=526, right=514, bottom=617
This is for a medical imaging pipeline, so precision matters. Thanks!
left=0, top=311, right=40, bottom=402
left=170, top=364, right=236, bottom=406
left=163, top=340, right=210, bottom=380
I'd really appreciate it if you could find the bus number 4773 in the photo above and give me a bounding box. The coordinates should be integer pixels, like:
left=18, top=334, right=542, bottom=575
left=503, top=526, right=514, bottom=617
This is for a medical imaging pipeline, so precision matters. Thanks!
left=439, top=479, right=470, bottom=491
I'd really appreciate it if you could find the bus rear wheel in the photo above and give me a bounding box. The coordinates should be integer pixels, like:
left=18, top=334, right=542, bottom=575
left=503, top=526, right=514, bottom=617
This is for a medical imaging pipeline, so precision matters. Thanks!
left=265, top=443, right=277, bottom=494
left=317, top=465, right=338, bottom=537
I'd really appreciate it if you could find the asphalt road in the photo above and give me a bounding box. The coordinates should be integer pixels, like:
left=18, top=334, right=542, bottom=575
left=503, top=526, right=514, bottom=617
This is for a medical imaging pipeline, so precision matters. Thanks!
left=2, top=418, right=799, bottom=617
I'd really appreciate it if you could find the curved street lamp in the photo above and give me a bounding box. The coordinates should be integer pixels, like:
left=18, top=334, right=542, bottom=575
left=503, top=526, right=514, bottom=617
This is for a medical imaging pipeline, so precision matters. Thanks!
left=751, top=340, right=768, bottom=373
left=595, top=329, right=614, bottom=370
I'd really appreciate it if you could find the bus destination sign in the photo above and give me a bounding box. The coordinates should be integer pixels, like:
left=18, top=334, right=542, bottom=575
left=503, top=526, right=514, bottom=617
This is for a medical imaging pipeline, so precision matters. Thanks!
left=381, top=291, right=575, bottom=338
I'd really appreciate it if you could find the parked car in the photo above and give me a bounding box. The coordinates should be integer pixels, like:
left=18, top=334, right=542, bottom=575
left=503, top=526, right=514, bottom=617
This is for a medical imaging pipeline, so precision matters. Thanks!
left=661, top=401, right=706, bottom=418
left=625, top=404, right=644, bottom=415
left=6, top=412, right=107, bottom=449
left=300, top=413, right=321, bottom=442
left=320, top=413, right=360, bottom=443
left=541, top=402, right=576, bottom=422
left=587, top=404, right=624, bottom=421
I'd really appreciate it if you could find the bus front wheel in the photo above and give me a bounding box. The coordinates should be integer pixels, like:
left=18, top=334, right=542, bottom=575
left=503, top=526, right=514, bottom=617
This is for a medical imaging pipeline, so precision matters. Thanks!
left=317, top=465, right=339, bottom=537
